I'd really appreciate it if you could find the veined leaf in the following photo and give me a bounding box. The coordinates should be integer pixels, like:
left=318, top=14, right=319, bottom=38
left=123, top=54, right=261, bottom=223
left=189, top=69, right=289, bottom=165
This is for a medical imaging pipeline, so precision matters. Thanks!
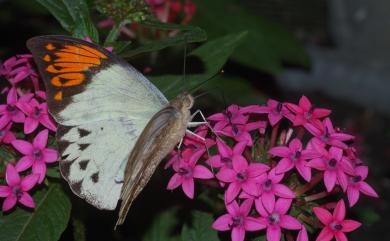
left=120, top=18, right=207, bottom=58
left=141, top=208, right=180, bottom=241
left=35, top=0, right=74, bottom=32
left=150, top=31, right=247, bottom=99
left=191, top=0, right=310, bottom=75
left=0, top=183, right=71, bottom=241
left=34, top=0, right=99, bottom=42
left=181, top=211, right=219, bottom=241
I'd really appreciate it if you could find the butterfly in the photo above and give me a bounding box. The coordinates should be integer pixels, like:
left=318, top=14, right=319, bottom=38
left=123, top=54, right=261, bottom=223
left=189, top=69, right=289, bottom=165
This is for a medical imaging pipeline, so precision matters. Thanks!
left=27, top=35, right=204, bottom=227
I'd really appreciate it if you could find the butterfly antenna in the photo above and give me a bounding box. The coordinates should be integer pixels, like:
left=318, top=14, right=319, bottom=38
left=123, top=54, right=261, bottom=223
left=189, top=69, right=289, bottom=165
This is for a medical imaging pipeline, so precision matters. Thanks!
left=188, top=69, right=224, bottom=95
left=183, top=36, right=188, bottom=90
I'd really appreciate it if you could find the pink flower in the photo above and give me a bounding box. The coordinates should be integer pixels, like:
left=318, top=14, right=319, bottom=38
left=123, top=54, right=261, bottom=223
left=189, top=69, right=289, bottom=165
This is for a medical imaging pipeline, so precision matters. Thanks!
left=216, top=155, right=269, bottom=203
left=297, top=226, right=309, bottom=241
left=269, top=138, right=319, bottom=182
left=212, top=199, right=265, bottom=241
left=0, top=88, right=31, bottom=129
left=167, top=150, right=213, bottom=199
left=241, top=99, right=290, bottom=126
left=17, top=98, right=57, bottom=134
left=346, top=166, right=378, bottom=207
left=219, top=121, right=265, bottom=146
left=313, top=199, right=361, bottom=241
left=165, top=125, right=214, bottom=169
left=306, top=118, right=354, bottom=149
left=12, top=129, right=59, bottom=183
left=256, top=198, right=302, bottom=241
left=286, top=95, right=331, bottom=127
left=0, top=123, right=16, bottom=144
left=307, top=145, right=354, bottom=192
left=0, top=164, right=38, bottom=211
left=208, top=105, right=248, bottom=131
left=256, top=169, right=295, bottom=213
left=207, top=139, right=247, bottom=169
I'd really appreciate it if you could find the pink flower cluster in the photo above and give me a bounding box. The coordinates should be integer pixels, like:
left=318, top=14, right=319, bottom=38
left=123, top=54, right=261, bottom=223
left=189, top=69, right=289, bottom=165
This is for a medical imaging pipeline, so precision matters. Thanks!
left=0, top=54, right=58, bottom=212
left=165, top=96, right=379, bottom=241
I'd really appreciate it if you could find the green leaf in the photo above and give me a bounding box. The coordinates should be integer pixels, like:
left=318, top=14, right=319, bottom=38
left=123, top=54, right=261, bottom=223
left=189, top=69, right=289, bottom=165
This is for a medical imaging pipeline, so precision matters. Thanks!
left=46, top=166, right=61, bottom=179
left=35, top=0, right=99, bottom=42
left=191, top=0, right=310, bottom=75
left=181, top=211, right=219, bottom=241
left=141, top=208, right=180, bottom=241
left=35, top=0, right=74, bottom=32
left=0, top=183, right=71, bottom=241
left=121, top=18, right=207, bottom=58
left=150, top=31, right=247, bottom=99
left=63, top=0, right=99, bottom=42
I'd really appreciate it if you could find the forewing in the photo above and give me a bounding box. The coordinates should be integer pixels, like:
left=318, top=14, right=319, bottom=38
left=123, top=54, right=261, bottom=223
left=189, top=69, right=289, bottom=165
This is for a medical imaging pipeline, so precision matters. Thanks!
left=27, top=35, right=168, bottom=210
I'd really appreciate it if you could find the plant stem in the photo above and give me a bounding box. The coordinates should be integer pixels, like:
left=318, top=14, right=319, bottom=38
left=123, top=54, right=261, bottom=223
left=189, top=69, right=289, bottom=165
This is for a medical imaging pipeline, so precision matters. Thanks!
left=304, top=187, right=340, bottom=202
left=294, top=173, right=323, bottom=196
left=296, top=126, right=305, bottom=140
left=267, top=123, right=280, bottom=165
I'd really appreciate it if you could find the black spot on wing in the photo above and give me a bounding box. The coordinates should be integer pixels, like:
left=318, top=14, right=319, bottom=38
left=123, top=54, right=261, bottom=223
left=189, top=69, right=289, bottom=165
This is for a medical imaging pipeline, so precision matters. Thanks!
left=79, top=160, right=89, bottom=170
left=59, top=158, right=76, bottom=178
left=71, top=180, right=83, bottom=194
left=78, top=128, right=91, bottom=137
left=57, top=140, right=71, bottom=154
left=78, top=143, right=90, bottom=151
left=91, top=172, right=99, bottom=183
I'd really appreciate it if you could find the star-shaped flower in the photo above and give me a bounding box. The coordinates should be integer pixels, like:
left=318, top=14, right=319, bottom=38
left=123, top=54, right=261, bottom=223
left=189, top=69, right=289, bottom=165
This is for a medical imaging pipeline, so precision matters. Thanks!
left=313, top=199, right=361, bottom=241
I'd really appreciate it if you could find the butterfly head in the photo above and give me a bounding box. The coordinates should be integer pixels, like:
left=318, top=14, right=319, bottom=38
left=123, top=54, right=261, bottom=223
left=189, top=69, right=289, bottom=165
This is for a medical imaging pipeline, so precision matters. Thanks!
left=170, top=92, right=194, bottom=111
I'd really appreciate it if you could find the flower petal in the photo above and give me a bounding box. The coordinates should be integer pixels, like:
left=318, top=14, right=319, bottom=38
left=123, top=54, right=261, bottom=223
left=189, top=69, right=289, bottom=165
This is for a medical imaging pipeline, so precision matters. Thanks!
left=324, top=170, right=337, bottom=192
left=21, top=174, right=39, bottom=191
left=333, top=199, right=346, bottom=222
left=33, top=129, right=48, bottom=149
left=247, top=163, right=269, bottom=177
left=266, top=225, right=281, bottom=241
left=181, top=178, right=194, bottom=199
left=231, top=227, right=245, bottom=241
left=347, top=187, right=360, bottom=207
left=32, top=161, right=47, bottom=184
left=19, top=192, right=35, bottom=208
left=359, top=182, right=379, bottom=198
left=261, top=192, right=275, bottom=213
left=244, top=217, right=266, bottom=231
left=279, top=215, right=302, bottom=230
left=275, top=158, right=294, bottom=174
left=255, top=199, right=268, bottom=217
left=315, top=227, right=334, bottom=241
left=0, top=186, right=11, bottom=197
left=239, top=198, right=253, bottom=216
left=242, top=181, right=259, bottom=197
left=15, top=156, right=34, bottom=172
left=275, top=198, right=292, bottom=215
left=232, top=155, right=248, bottom=172
left=216, top=138, right=232, bottom=157
left=274, top=184, right=295, bottom=199
left=39, top=114, right=57, bottom=131
left=313, top=207, right=333, bottom=225
left=42, top=149, right=59, bottom=163
left=2, top=195, right=17, bottom=211
left=167, top=173, right=182, bottom=190
left=341, top=220, right=362, bottom=232
left=193, top=165, right=213, bottom=179
left=296, top=161, right=311, bottom=182
left=11, top=140, right=33, bottom=155
left=5, top=164, right=20, bottom=186
left=212, top=214, right=232, bottom=231
left=225, top=182, right=241, bottom=204
left=307, top=158, right=326, bottom=170
left=216, top=168, right=236, bottom=183
left=335, top=231, right=348, bottom=241
left=268, top=146, right=290, bottom=158
left=297, top=226, right=309, bottom=241
left=24, top=117, right=39, bottom=134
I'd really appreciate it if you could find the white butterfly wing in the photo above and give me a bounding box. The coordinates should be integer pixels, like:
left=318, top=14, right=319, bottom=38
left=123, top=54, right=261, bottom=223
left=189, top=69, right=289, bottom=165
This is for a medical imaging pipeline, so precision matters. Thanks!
left=27, top=36, right=168, bottom=210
